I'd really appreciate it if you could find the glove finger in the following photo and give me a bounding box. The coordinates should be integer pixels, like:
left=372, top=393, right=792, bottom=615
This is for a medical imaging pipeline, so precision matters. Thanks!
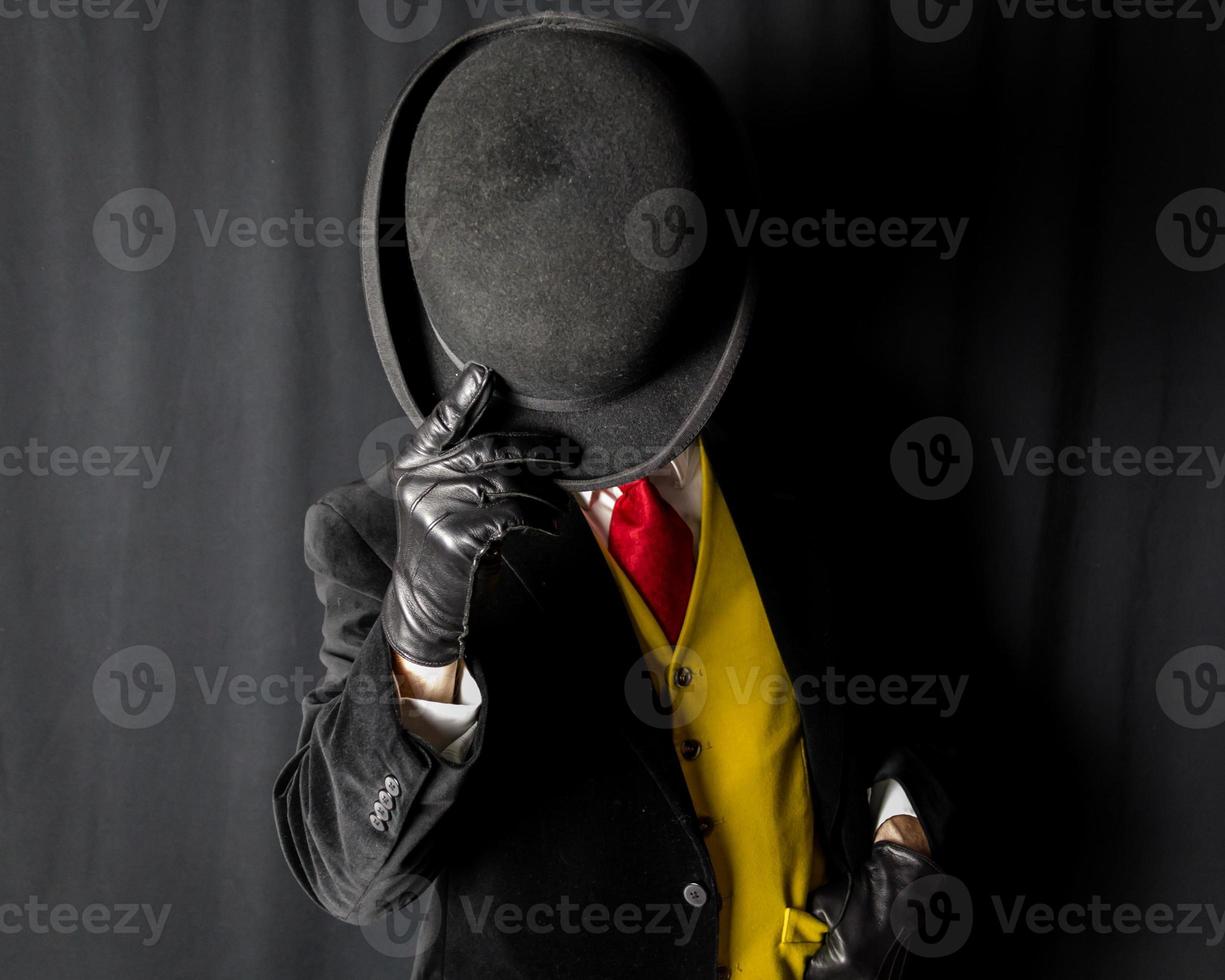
left=403, top=363, right=494, bottom=462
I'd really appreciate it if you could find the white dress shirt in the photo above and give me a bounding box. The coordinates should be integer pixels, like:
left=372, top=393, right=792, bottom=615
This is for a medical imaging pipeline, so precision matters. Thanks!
left=397, top=443, right=916, bottom=831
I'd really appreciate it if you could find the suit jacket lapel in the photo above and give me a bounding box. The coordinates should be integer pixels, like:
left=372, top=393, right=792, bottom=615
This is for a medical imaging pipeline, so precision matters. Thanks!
left=500, top=502, right=703, bottom=835
left=699, top=423, right=849, bottom=870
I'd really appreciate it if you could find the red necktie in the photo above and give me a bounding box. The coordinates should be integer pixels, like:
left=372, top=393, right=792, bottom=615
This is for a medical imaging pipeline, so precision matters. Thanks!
left=607, top=479, right=696, bottom=645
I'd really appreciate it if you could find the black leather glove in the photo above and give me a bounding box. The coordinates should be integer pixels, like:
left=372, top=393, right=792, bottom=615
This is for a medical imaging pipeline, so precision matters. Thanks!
left=805, top=842, right=944, bottom=980
left=382, top=362, right=574, bottom=667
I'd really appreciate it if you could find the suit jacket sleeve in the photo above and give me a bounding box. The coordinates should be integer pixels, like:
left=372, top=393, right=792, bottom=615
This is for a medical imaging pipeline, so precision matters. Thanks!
left=272, top=498, right=484, bottom=925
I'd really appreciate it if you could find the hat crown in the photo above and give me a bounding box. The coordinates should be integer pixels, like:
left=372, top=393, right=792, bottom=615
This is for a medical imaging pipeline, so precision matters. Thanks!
left=407, top=27, right=702, bottom=403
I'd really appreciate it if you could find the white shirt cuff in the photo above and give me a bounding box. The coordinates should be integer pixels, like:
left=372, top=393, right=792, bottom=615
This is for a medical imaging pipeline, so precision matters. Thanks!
left=398, top=668, right=483, bottom=763
left=869, top=778, right=918, bottom=832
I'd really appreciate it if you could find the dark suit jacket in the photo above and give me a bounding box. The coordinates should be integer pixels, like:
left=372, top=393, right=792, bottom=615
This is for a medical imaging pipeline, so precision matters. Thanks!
left=273, top=423, right=951, bottom=979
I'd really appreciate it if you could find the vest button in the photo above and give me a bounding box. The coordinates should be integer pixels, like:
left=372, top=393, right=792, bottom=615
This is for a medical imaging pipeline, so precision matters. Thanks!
left=682, top=882, right=707, bottom=908
left=697, top=816, right=715, bottom=836
left=680, top=738, right=702, bottom=760
left=674, top=666, right=693, bottom=687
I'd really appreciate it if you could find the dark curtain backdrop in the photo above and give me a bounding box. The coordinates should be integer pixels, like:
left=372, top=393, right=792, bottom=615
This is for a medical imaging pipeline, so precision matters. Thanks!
left=2, top=1, right=1223, bottom=977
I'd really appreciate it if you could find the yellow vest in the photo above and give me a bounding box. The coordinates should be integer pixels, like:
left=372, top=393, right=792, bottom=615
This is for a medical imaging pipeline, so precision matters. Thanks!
left=597, top=441, right=828, bottom=978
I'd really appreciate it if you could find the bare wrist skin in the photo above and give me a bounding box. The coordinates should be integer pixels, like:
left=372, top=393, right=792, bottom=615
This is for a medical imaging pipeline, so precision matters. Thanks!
left=392, top=654, right=461, bottom=704
left=873, top=814, right=931, bottom=857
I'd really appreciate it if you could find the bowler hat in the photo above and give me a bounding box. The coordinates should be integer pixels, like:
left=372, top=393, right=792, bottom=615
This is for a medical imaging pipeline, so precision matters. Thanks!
left=361, top=14, right=756, bottom=490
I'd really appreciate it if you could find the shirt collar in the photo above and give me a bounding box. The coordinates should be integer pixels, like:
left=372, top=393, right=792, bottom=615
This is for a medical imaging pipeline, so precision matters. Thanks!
left=575, top=442, right=699, bottom=510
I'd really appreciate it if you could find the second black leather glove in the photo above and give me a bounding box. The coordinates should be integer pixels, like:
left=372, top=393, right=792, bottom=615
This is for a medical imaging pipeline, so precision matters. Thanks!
left=382, top=362, right=574, bottom=667
left=805, top=842, right=945, bottom=980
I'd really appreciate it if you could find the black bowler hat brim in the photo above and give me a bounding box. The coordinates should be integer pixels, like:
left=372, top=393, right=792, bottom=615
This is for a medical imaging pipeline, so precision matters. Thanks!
left=361, top=14, right=756, bottom=491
